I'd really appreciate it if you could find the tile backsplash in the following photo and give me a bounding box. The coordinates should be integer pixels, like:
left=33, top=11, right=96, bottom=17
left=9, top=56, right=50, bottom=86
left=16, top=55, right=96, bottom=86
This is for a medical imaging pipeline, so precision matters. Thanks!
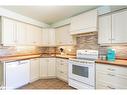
left=99, top=45, right=127, bottom=59
left=56, top=46, right=76, bottom=55
left=0, top=46, right=41, bottom=56
left=76, top=32, right=98, bottom=50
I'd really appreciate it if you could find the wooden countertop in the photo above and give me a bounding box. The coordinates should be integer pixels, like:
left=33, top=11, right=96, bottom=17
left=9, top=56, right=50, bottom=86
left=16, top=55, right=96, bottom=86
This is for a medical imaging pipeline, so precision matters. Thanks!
left=56, top=55, right=76, bottom=59
left=0, top=54, right=76, bottom=62
left=0, top=54, right=41, bottom=62
left=96, top=59, right=127, bottom=67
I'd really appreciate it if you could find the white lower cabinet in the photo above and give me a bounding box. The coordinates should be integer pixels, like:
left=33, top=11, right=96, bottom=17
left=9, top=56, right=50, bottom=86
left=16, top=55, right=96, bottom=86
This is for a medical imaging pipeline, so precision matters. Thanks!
left=40, top=58, right=56, bottom=78
left=30, top=58, right=40, bottom=82
left=56, top=58, right=68, bottom=82
left=96, top=64, right=127, bottom=89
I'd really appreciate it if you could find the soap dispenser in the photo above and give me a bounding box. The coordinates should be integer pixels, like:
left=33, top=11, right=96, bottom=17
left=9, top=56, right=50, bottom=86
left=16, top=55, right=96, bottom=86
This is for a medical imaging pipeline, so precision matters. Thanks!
left=106, top=48, right=116, bottom=61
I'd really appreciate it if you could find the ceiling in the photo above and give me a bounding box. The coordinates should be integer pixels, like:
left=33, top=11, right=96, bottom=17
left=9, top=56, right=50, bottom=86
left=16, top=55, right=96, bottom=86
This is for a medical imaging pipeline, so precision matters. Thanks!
left=1, top=6, right=98, bottom=24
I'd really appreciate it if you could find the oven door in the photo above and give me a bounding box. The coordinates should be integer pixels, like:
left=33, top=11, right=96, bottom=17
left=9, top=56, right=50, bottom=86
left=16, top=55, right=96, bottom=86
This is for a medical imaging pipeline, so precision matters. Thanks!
left=68, top=60, right=95, bottom=86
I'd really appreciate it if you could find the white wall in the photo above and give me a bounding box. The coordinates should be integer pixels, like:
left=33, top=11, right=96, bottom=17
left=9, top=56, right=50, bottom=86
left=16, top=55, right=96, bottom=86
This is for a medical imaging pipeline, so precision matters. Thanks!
left=0, top=7, right=50, bottom=28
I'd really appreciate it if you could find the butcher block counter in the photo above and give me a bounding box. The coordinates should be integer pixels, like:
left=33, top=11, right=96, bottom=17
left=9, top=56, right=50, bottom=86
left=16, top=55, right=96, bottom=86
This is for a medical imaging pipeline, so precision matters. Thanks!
left=0, top=54, right=41, bottom=62
left=96, top=59, right=127, bottom=67
left=0, top=53, right=76, bottom=62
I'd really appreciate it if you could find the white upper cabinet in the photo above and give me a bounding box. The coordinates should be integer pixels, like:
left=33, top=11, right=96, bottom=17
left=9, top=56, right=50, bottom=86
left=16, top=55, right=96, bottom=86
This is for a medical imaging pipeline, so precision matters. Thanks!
left=42, top=28, right=49, bottom=46
left=48, top=29, right=56, bottom=46
left=42, top=28, right=55, bottom=46
left=1, top=17, right=17, bottom=46
left=112, top=10, right=127, bottom=43
left=16, top=22, right=27, bottom=45
left=98, top=10, right=127, bottom=45
left=70, top=9, right=97, bottom=35
left=0, top=17, right=43, bottom=46
left=98, top=15, right=112, bottom=44
left=32, top=26, right=42, bottom=46
left=55, top=25, right=76, bottom=45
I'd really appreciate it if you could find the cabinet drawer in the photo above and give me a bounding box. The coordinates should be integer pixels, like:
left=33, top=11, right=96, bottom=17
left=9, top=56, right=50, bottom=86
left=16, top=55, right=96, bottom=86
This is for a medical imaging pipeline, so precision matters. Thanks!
left=56, top=70, right=68, bottom=81
left=56, top=65, right=68, bottom=73
left=96, top=80, right=116, bottom=89
left=96, top=64, right=127, bottom=76
left=96, top=72, right=127, bottom=88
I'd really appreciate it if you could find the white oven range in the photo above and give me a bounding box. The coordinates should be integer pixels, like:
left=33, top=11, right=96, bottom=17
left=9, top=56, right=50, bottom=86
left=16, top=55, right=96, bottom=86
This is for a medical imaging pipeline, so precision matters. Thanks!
left=68, top=50, right=98, bottom=89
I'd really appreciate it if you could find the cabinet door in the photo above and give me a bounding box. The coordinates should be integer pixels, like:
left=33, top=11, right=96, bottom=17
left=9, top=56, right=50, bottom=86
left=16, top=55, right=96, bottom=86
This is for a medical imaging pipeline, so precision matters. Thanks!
left=2, top=18, right=16, bottom=45
left=55, top=25, right=75, bottom=45
left=42, top=29, right=49, bottom=46
left=112, top=10, right=127, bottom=43
left=40, top=58, right=48, bottom=78
left=48, top=29, right=56, bottom=46
left=34, top=27, right=42, bottom=46
left=56, top=58, right=68, bottom=81
left=26, top=24, right=36, bottom=45
left=30, top=58, right=40, bottom=82
left=16, top=22, right=27, bottom=45
left=98, top=15, right=112, bottom=44
left=55, top=28, right=62, bottom=45
left=70, top=9, right=97, bottom=34
left=48, top=58, right=56, bottom=77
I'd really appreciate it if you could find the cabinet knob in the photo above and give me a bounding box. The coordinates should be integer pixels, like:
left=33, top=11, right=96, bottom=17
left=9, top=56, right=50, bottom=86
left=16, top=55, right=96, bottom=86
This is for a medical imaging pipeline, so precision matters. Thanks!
left=107, top=73, right=115, bottom=77
left=107, top=68, right=115, bottom=71
left=112, top=38, right=115, bottom=41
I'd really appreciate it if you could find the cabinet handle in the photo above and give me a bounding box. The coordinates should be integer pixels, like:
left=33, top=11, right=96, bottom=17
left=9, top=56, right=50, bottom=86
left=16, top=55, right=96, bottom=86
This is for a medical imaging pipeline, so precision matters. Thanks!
left=107, top=68, right=115, bottom=71
left=18, top=62, right=27, bottom=65
left=112, top=38, right=115, bottom=41
left=107, top=73, right=115, bottom=77
left=107, top=86, right=115, bottom=89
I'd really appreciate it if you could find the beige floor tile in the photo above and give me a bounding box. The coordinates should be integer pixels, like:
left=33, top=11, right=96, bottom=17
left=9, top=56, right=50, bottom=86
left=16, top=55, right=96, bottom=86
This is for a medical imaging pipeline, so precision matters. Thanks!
left=18, top=78, right=75, bottom=90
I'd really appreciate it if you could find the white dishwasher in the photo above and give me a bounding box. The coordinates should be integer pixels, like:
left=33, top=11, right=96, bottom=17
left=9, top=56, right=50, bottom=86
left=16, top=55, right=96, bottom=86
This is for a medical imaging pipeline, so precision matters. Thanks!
left=5, top=60, right=30, bottom=89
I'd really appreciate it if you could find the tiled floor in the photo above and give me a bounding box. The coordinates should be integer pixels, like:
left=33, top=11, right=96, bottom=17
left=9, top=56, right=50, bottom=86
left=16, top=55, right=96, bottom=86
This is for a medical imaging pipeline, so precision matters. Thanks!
left=19, top=78, right=75, bottom=89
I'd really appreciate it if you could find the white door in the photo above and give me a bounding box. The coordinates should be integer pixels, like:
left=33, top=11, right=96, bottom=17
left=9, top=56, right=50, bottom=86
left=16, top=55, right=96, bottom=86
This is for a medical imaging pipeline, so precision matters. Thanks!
left=98, top=15, right=112, bottom=44
left=2, top=18, right=16, bottom=45
left=40, top=58, right=48, bottom=78
left=48, top=58, right=56, bottom=77
left=16, top=21, right=27, bottom=45
left=112, top=10, right=127, bottom=43
left=30, top=58, right=40, bottom=82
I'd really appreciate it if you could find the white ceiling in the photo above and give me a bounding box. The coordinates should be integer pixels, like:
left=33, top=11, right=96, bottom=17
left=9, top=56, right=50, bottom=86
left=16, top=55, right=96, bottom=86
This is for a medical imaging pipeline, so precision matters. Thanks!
left=1, top=6, right=98, bottom=24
